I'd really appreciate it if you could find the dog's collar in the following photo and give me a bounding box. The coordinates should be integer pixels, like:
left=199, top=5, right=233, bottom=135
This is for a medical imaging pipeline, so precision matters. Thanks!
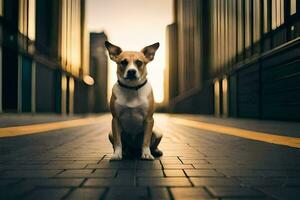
left=118, top=79, right=148, bottom=90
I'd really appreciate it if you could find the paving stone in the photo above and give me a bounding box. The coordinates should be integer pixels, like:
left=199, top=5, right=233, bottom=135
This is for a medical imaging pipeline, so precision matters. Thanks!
left=238, top=177, right=285, bottom=187
left=136, top=169, right=164, bottom=177
left=22, top=188, right=70, bottom=200
left=159, top=156, right=181, bottom=160
left=0, top=164, right=46, bottom=170
left=65, top=188, right=106, bottom=200
left=160, top=159, right=182, bottom=164
left=45, top=163, right=87, bottom=169
left=87, top=160, right=136, bottom=169
left=181, top=159, right=209, bottom=164
left=282, top=177, right=300, bottom=186
left=20, top=178, right=84, bottom=187
left=191, top=163, right=217, bottom=169
left=190, top=177, right=240, bottom=186
left=57, top=169, right=116, bottom=178
left=149, top=187, right=171, bottom=200
left=136, top=161, right=162, bottom=169
left=1, top=170, right=62, bottom=178
left=53, top=157, right=101, bottom=161
left=164, top=169, right=186, bottom=177
left=0, top=185, right=35, bottom=199
left=185, top=169, right=224, bottom=177
left=84, top=178, right=135, bottom=186
left=207, top=186, right=264, bottom=198
left=217, top=169, right=263, bottom=177
left=163, top=164, right=194, bottom=169
left=117, top=169, right=136, bottom=178
left=259, top=187, right=300, bottom=200
left=170, top=187, right=214, bottom=199
left=104, top=187, right=148, bottom=200
left=259, top=170, right=300, bottom=177
left=137, top=177, right=191, bottom=186
left=0, top=179, right=20, bottom=186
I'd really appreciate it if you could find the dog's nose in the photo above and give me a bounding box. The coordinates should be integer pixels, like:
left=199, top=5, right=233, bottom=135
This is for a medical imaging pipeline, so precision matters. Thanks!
left=127, top=69, right=137, bottom=79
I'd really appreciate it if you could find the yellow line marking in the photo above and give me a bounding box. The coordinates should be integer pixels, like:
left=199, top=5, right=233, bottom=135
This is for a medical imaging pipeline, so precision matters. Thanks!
left=0, top=115, right=110, bottom=138
left=171, top=117, right=300, bottom=148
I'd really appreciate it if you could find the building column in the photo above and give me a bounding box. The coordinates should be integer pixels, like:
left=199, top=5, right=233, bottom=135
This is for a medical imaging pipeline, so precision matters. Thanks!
left=31, top=61, right=36, bottom=113
left=0, top=46, right=2, bottom=113
left=61, top=74, right=67, bottom=115
left=17, top=54, right=22, bottom=113
left=68, top=77, right=74, bottom=115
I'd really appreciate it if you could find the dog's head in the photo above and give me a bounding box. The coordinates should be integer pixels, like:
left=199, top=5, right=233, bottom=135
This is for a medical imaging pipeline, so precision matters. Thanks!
left=105, top=41, right=159, bottom=86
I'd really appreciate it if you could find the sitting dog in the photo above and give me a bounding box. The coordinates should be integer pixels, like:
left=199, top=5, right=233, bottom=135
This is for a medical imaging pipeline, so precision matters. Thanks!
left=105, top=41, right=163, bottom=160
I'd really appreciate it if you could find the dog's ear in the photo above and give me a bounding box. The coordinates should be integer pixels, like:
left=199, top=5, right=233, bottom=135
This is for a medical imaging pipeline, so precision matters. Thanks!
left=141, top=42, right=159, bottom=62
left=105, top=41, right=122, bottom=61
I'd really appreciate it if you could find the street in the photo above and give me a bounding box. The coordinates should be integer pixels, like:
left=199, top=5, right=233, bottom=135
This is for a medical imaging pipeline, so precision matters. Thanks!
left=0, top=114, right=300, bottom=199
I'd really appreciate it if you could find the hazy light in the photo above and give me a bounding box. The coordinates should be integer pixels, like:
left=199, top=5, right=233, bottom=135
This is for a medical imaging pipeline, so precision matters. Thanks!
left=28, top=0, right=36, bottom=40
left=86, top=0, right=173, bottom=103
left=214, top=79, right=220, bottom=116
left=69, top=77, right=75, bottom=114
left=222, top=77, right=228, bottom=117
left=83, top=75, right=94, bottom=85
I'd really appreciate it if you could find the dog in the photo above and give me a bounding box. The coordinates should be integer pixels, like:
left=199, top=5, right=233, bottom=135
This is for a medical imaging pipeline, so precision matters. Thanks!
left=105, top=41, right=163, bottom=160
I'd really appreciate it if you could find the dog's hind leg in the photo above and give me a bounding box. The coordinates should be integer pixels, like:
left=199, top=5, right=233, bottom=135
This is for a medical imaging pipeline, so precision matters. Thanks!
left=150, top=130, right=163, bottom=157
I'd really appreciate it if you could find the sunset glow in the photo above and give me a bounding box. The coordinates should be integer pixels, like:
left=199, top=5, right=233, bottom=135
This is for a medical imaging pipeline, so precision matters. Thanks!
left=86, top=0, right=173, bottom=103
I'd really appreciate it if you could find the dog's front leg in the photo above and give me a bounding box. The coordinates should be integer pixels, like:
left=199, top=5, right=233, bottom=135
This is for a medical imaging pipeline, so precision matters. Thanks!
left=141, top=117, right=154, bottom=160
left=111, top=117, right=123, bottom=160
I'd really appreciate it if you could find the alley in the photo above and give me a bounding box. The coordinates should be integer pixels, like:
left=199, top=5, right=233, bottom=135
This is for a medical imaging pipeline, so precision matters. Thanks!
left=0, top=114, right=300, bottom=200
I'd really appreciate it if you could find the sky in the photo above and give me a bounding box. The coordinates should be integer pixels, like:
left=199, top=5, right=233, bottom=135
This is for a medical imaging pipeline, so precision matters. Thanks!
left=86, top=0, right=173, bottom=103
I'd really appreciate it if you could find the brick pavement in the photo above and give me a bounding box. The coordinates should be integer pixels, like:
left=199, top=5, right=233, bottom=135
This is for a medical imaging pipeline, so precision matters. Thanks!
left=0, top=114, right=300, bottom=199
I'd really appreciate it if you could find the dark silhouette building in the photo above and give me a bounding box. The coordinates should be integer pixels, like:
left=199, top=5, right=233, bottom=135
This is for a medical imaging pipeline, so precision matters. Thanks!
left=89, top=32, right=108, bottom=112
left=168, top=0, right=300, bottom=121
left=0, top=0, right=93, bottom=114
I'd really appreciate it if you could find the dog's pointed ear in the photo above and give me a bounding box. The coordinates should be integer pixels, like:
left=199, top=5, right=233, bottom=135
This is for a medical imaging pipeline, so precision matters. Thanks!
left=105, top=41, right=122, bottom=61
left=141, top=42, right=159, bottom=62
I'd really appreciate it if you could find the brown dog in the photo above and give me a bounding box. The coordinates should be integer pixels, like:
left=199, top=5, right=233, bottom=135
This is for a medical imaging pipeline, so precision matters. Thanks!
left=105, top=41, right=163, bottom=160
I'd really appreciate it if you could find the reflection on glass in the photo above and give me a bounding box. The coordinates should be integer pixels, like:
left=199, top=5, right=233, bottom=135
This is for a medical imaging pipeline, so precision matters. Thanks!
left=291, top=0, right=297, bottom=15
left=222, top=77, right=228, bottom=117
left=214, top=80, right=220, bottom=117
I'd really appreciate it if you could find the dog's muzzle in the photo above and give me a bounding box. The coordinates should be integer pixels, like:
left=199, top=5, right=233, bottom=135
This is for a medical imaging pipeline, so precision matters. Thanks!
left=126, top=69, right=137, bottom=80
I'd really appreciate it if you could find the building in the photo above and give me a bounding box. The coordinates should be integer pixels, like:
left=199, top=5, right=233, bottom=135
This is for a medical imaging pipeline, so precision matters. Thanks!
left=166, top=23, right=178, bottom=104
left=89, top=32, right=108, bottom=112
left=0, top=0, right=92, bottom=114
left=167, top=0, right=213, bottom=114
left=168, top=0, right=300, bottom=121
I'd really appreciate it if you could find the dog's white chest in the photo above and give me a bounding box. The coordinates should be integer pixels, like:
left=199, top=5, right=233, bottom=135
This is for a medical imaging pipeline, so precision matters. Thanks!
left=113, top=82, right=151, bottom=135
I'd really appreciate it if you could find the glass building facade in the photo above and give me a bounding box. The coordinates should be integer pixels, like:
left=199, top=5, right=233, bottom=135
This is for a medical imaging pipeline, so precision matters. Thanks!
left=168, top=0, right=300, bottom=120
left=0, top=0, right=93, bottom=114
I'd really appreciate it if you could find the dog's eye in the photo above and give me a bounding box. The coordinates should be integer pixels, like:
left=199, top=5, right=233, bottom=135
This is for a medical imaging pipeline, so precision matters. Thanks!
left=120, top=59, right=128, bottom=67
left=135, top=59, right=143, bottom=67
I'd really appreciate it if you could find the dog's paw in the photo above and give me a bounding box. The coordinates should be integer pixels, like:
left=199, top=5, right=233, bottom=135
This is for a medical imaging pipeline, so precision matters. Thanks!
left=141, top=147, right=154, bottom=160
left=110, top=152, right=122, bottom=160
left=110, top=147, right=122, bottom=161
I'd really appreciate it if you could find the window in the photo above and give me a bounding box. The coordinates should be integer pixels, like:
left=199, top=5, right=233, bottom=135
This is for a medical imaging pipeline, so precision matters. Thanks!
left=220, top=0, right=224, bottom=68
left=61, top=0, right=82, bottom=77
left=0, top=0, right=3, bottom=16
left=253, top=0, right=261, bottom=43
left=272, top=0, right=284, bottom=30
left=28, top=0, right=35, bottom=40
left=18, top=0, right=35, bottom=40
left=244, top=0, right=251, bottom=49
left=263, top=0, right=270, bottom=33
left=211, top=0, right=217, bottom=70
left=290, top=0, right=297, bottom=15
left=237, top=0, right=244, bottom=57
